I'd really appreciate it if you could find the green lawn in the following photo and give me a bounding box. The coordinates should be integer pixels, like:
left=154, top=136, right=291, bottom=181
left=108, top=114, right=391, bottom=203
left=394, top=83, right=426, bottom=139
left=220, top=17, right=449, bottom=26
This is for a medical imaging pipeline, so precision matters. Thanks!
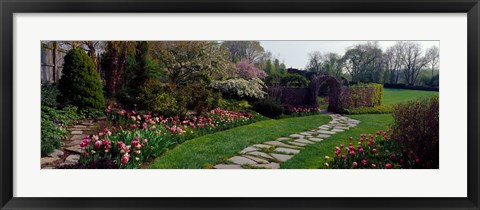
left=149, top=114, right=331, bottom=169
left=383, top=88, right=438, bottom=105
left=281, top=114, right=393, bottom=169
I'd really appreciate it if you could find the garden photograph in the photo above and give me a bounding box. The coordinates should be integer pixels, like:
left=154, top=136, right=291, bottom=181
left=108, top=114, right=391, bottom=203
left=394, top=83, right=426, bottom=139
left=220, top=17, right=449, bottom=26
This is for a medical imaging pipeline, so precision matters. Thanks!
left=40, top=40, right=439, bottom=169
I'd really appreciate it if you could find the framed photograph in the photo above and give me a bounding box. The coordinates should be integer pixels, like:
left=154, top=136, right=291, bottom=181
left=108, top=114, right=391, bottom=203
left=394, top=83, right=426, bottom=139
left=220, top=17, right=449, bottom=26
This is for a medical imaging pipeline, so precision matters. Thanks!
left=1, top=0, right=479, bottom=209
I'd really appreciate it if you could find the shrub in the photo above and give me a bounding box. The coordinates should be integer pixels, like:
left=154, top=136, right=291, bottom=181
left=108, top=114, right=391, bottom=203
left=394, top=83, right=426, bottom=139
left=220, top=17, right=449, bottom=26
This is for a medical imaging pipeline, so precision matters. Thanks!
left=392, top=96, right=439, bottom=168
left=280, top=74, right=310, bottom=88
left=41, top=82, right=59, bottom=107
left=384, top=83, right=439, bottom=91
left=340, top=83, right=384, bottom=109
left=217, top=99, right=251, bottom=112
left=338, top=106, right=393, bottom=115
left=234, top=59, right=267, bottom=80
left=210, top=78, right=266, bottom=100
left=136, top=80, right=187, bottom=117
left=252, top=98, right=284, bottom=118
left=182, top=83, right=221, bottom=115
left=58, top=48, right=105, bottom=110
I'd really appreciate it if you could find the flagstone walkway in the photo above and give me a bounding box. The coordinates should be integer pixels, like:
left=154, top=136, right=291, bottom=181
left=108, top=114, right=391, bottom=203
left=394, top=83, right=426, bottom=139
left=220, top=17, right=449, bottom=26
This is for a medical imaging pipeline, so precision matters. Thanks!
left=41, top=118, right=104, bottom=168
left=213, top=114, right=360, bottom=169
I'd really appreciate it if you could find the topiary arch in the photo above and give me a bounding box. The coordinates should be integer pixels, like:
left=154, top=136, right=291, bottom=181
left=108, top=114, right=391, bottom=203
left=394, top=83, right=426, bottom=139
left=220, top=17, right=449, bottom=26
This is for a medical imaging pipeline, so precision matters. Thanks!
left=308, top=75, right=342, bottom=112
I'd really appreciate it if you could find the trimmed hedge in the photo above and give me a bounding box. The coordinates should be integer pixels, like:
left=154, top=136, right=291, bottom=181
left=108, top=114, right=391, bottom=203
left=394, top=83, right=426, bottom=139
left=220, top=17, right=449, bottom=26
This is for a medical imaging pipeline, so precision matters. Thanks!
left=340, top=83, right=384, bottom=109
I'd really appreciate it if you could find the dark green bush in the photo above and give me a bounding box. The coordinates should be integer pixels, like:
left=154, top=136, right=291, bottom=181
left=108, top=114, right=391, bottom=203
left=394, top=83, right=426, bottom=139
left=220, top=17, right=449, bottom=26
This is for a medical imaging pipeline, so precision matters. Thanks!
left=252, top=98, right=284, bottom=118
left=339, top=106, right=392, bottom=115
left=41, top=82, right=59, bottom=107
left=392, top=96, right=439, bottom=168
left=280, top=74, right=310, bottom=88
left=58, top=48, right=105, bottom=110
left=182, top=83, right=221, bottom=115
left=136, top=80, right=187, bottom=117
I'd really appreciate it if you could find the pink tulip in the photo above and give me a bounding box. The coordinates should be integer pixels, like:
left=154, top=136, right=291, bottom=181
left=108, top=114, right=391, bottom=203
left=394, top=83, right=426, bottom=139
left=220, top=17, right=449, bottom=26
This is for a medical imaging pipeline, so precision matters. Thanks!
left=361, top=160, right=367, bottom=166
left=352, top=162, right=358, bottom=168
left=95, top=140, right=102, bottom=148
left=371, top=164, right=377, bottom=169
left=372, top=148, right=377, bottom=154
left=385, top=163, right=392, bottom=169
left=341, top=155, right=347, bottom=160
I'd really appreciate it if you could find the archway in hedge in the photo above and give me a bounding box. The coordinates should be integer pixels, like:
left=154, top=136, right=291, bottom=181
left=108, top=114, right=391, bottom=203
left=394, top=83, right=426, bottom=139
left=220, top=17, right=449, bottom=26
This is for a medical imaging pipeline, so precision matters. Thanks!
left=308, top=75, right=342, bottom=112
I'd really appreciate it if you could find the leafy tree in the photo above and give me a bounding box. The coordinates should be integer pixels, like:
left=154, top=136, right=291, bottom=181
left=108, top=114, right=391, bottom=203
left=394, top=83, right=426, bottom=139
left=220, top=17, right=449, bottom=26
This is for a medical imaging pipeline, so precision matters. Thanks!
left=343, top=42, right=383, bottom=83
left=58, top=48, right=105, bottom=110
left=306, top=51, right=323, bottom=73
left=151, top=41, right=229, bottom=86
left=263, top=59, right=275, bottom=76
left=221, top=41, right=265, bottom=64
left=102, top=41, right=131, bottom=96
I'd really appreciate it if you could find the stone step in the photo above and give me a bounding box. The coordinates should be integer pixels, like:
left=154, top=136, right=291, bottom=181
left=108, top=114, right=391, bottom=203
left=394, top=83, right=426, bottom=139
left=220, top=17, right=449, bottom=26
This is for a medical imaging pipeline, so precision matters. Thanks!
left=270, top=153, right=293, bottom=162
left=239, top=147, right=259, bottom=154
left=294, top=139, right=315, bottom=144
left=274, top=147, right=300, bottom=155
left=243, top=155, right=269, bottom=164
left=246, top=151, right=274, bottom=160
left=228, top=156, right=257, bottom=165
left=264, top=141, right=301, bottom=149
left=251, top=162, right=280, bottom=169
left=214, top=164, right=243, bottom=169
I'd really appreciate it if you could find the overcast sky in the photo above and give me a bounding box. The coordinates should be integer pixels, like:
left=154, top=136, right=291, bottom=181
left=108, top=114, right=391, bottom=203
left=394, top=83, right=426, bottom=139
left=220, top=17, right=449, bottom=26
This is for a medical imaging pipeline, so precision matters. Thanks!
left=260, top=41, right=439, bottom=69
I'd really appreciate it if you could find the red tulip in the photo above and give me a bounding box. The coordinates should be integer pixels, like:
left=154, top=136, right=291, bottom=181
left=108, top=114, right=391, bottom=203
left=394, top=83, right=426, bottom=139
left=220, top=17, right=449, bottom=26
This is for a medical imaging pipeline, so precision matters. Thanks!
left=385, top=163, right=392, bottom=169
left=361, top=160, right=367, bottom=166
left=352, top=162, right=358, bottom=168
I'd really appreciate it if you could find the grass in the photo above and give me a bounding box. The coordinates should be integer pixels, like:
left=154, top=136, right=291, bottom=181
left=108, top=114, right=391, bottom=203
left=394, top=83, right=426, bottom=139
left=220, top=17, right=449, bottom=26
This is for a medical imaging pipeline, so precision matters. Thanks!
left=383, top=88, right=438, bottom=105
left=149, top=114, right=331, bottom=169
left=280, top=114, right=393, bottom=169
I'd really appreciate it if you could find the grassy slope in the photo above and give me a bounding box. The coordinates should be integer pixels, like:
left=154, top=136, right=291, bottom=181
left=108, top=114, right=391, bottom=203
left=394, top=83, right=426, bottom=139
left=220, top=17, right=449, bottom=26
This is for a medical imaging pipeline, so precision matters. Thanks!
left=150, top=114, right=331, bottom=169
left=281, top=114, right=393, bottom=169
left=383, top=88, right=438, bottom=105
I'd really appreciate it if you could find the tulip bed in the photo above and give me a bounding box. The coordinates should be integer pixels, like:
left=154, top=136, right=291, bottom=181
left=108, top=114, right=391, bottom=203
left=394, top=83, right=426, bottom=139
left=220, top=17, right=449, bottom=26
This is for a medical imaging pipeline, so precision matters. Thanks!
left=77, top=104, right=265, bottom=169
left=324, top=130, right=421, bottom=169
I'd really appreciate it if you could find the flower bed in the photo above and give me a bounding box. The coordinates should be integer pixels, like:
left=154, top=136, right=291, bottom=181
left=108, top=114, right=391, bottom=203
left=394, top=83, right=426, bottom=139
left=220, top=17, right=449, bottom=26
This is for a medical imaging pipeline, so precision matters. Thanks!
left=286, top=106, right=320, bottom=117
left=324, top=130, right=423, bottom=169
left=78, top=104, right=264, bottom=169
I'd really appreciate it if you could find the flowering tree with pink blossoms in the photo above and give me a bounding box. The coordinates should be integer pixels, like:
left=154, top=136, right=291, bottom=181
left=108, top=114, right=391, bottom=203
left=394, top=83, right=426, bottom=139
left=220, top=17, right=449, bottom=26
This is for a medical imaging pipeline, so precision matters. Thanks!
left=234, top=59, right=267, bottom=80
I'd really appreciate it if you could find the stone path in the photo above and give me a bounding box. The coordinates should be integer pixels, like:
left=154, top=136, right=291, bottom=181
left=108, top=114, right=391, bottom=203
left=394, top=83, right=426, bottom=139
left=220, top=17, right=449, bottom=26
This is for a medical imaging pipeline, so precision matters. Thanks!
left=41, top=118, right=105, bottom=169
left=213, top=114, right=360, bottom=169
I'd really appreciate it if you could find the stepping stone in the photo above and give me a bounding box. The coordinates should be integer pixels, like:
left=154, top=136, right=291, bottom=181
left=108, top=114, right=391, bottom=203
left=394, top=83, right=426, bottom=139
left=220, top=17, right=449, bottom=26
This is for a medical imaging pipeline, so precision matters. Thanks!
left=264, top=141, right=300, bottom=149
left=308, top=137, right=323, bottom=142
left=229, top=156, right=257, bottom=165
left=239, top=147, right=259, bottom=154
left=64, top=145, right=82, bottom=154
left=65, top=154, right=80, bottom=164
left=253, top=144, right=271, bottom=149
left=274, top=147, right=300, bottom=154
left=247, top=151, right=274, bottom=160
left=270, top=153, right=293, bottom=162
left=71, top=130, right=83, bottom=135
left=300, top=132, right=314, bottom=136
left=318, top=127, right=330, bottom=130
left=276, top=137, right=291, bottom=141
left=289, top=134, right=304, bottom=138
left=214, top=164, right=243, bottom=169
left=347, top=124, right=358, bottom=127
left=331, top=129, right=345, bottom=132
left=295, top=139, right=315, bottom=144
left=64, top=140, right=82, bottom=147
left=334, top=126, right=350, bottom=130
left=48, top=149, right=64, bottom=158
left=70, top=134, right=86, bottom=141
left=252, top=162, right=280, bottom=169
left=317, top=134, right=331, bottom=138
left=243, top=155, right=269, bottom=164
left=317, top=130, right=336, bottom=135
left=41, top=157, right=59, bottom=167
left=287, top=141, right=307, bottom=147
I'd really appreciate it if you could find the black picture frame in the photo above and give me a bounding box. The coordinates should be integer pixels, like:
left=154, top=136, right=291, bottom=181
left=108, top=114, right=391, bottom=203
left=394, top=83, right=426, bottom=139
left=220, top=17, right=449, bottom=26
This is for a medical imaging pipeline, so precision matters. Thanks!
left=1, top=0, right=479, bottom=209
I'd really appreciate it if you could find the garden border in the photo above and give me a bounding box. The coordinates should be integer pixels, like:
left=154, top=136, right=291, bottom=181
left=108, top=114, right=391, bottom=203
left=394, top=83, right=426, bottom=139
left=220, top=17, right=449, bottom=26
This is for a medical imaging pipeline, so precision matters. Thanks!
left=1, top=0, right=479, bottom=209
